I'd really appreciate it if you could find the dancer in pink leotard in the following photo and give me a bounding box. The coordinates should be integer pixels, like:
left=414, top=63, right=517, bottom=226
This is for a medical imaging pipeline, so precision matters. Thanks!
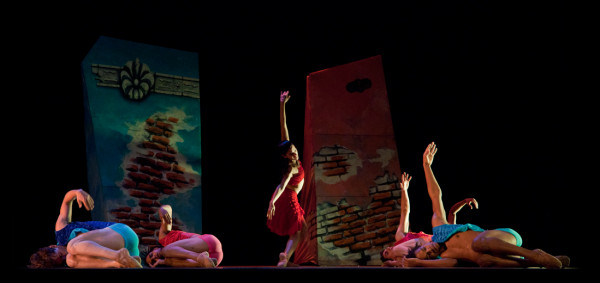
left=146, top=205, right=223, bottom=267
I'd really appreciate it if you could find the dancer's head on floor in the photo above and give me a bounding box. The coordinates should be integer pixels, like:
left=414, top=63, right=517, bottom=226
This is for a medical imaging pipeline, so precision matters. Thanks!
left=415, top=242, right=447, bottom=260
left=29, top=245, right=68, bottom=268
left=380, top=238, right=428, bottom=261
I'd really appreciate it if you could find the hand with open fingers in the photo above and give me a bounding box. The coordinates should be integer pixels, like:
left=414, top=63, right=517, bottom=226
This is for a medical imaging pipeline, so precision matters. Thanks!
left=423, top=142, right=438, bottom=166
left=399, top=172, right=412, bottom=191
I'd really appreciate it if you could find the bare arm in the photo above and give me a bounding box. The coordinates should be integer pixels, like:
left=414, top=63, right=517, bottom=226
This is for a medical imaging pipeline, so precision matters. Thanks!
left=423, top=142, right=448, bottom=228
left=402, top=257, right=459, bottom=267
left=55, top=189, right=94, bottom=231
left=267, top=166, right=294, bottom=219
left=447, top=198, right=479, bottom=224
left=280, top=91, right=290, bottom=141
left=395, top=172, right=412, bottom=241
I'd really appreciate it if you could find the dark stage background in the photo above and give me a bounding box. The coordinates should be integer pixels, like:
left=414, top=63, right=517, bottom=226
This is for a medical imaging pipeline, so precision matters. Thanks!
left=13, top=0, right=584, bottom=271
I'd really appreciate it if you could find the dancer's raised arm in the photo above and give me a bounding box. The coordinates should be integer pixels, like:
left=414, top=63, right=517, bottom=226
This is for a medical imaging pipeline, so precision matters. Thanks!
left=395, top=172, right=412, bottom=241
left=55, top=189, right=94, bottom=231
left=447, top=198, right=479, bottom=224
left=280, top=90, right=291, bottom=141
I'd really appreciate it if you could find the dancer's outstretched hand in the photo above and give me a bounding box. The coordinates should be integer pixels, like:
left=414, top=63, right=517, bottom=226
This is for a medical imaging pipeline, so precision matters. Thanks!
left=280, top=90, right=290, bottom=103
left=75, top=189, right=94, bottom=211
left=399, top=172, right=412, bottom=191
left=423, top=142, right=438, bottom=166
left=463, top=198, right=479, bottom=210
left=401, top=257, right=419, bottom=267
left=267, top=202, right=276, bottom=220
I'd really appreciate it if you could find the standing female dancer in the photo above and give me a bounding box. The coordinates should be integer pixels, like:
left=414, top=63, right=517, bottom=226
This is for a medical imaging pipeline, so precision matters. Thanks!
left=266, top=90, right=306, bottom=267
left=145, top=205, right=223, bottom=267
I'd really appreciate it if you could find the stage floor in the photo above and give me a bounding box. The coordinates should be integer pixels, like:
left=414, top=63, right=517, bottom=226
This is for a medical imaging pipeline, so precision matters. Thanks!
left=17, top=265, right=583, bottom=282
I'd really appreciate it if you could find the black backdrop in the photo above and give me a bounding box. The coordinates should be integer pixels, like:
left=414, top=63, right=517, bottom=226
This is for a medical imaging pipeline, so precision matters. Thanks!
left=13, top=0, right=583, bottom=270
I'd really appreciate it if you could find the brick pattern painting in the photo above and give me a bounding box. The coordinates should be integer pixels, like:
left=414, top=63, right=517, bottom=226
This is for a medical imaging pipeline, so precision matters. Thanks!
left=317, top=171, right=402, bottom=265
left=111, top=113, right=199, bottom=251
left=295, top=55, right=402, bottom=266
left=82, top=36, right=202, bottom=256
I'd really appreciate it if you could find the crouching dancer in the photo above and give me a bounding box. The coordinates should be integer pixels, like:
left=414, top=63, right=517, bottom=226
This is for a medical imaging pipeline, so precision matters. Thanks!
left=145, top=205, right=222, bottom=267
left=29, top=189, right=142, bottom=268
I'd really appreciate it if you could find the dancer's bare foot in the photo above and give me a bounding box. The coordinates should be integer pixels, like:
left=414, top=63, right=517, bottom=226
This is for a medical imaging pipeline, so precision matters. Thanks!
left=116, top=248, right=143, bottom=268
left=159, top=205, right=173, bottom=231
left=277, top=252, right=288, bottom=267
left=196, top=251, right=216, bottom=267
left=555, top=255, right=570, bottom=268
left=210, top=257, right=218, bottom=267
left=532, top=249, right=562, bottom=269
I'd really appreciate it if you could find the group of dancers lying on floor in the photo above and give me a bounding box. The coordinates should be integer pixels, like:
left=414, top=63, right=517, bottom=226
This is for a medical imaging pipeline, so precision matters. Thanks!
left=380, top=142, right=569, bottom=268
left=28, top=188, right=222, bottom=268
left=28, top=91, right=569, bottom=269
left=28, top=142, right=570, bottom=269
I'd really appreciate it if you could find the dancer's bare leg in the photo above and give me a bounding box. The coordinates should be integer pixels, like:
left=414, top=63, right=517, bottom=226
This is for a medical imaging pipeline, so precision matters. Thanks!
left=66, top=253, right=122, bottom=268
left=67, top=240, right=141, bottom=268
left=278, top=230, right=302, bottom=267
left=67, top=228, right=142, bottom=268
left=153, top=257, right=214, bottom=267
left=472, top=231, right=562, bottom=269
left=159, top=237, right=215, bottom=267
left=422, top=142, right=449, bottom=228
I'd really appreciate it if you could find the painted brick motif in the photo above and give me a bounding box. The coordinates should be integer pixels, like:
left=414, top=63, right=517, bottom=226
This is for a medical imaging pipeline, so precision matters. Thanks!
left=295, top=55, right=402, bottom=266
left=316, top=167, right=401, bottom=265
left=111, top=114, right=196, bottom=251
left=82, top=37, right=203, bottom=257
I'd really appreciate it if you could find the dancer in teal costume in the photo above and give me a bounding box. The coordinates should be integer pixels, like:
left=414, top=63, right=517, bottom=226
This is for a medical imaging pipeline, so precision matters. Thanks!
left=29, top=189, right=142, bottom=268
left=399, top=142, right=568, bottom=269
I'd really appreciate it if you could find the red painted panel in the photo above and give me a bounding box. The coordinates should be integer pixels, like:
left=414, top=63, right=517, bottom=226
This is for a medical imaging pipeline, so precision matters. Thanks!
left=296, top=55, right=402, bottom=266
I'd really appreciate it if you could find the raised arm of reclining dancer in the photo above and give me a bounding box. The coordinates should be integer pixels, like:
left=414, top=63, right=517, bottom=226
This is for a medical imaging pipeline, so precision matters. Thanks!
left=395, top=172, right=412, bottom=241
left=55, top=189, right=94, bottom=231
left=447, top=198, right=479, bottom=224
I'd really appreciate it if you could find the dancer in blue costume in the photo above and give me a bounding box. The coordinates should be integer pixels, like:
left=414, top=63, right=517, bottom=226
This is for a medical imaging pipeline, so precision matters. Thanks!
left=29, top=189, right=142, bottom=268
left=399, top=142, right=569, bottom=269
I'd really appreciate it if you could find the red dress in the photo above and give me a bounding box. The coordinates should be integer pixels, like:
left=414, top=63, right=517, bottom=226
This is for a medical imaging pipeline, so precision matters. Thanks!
left=267, top=162, right=305, bottom=236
